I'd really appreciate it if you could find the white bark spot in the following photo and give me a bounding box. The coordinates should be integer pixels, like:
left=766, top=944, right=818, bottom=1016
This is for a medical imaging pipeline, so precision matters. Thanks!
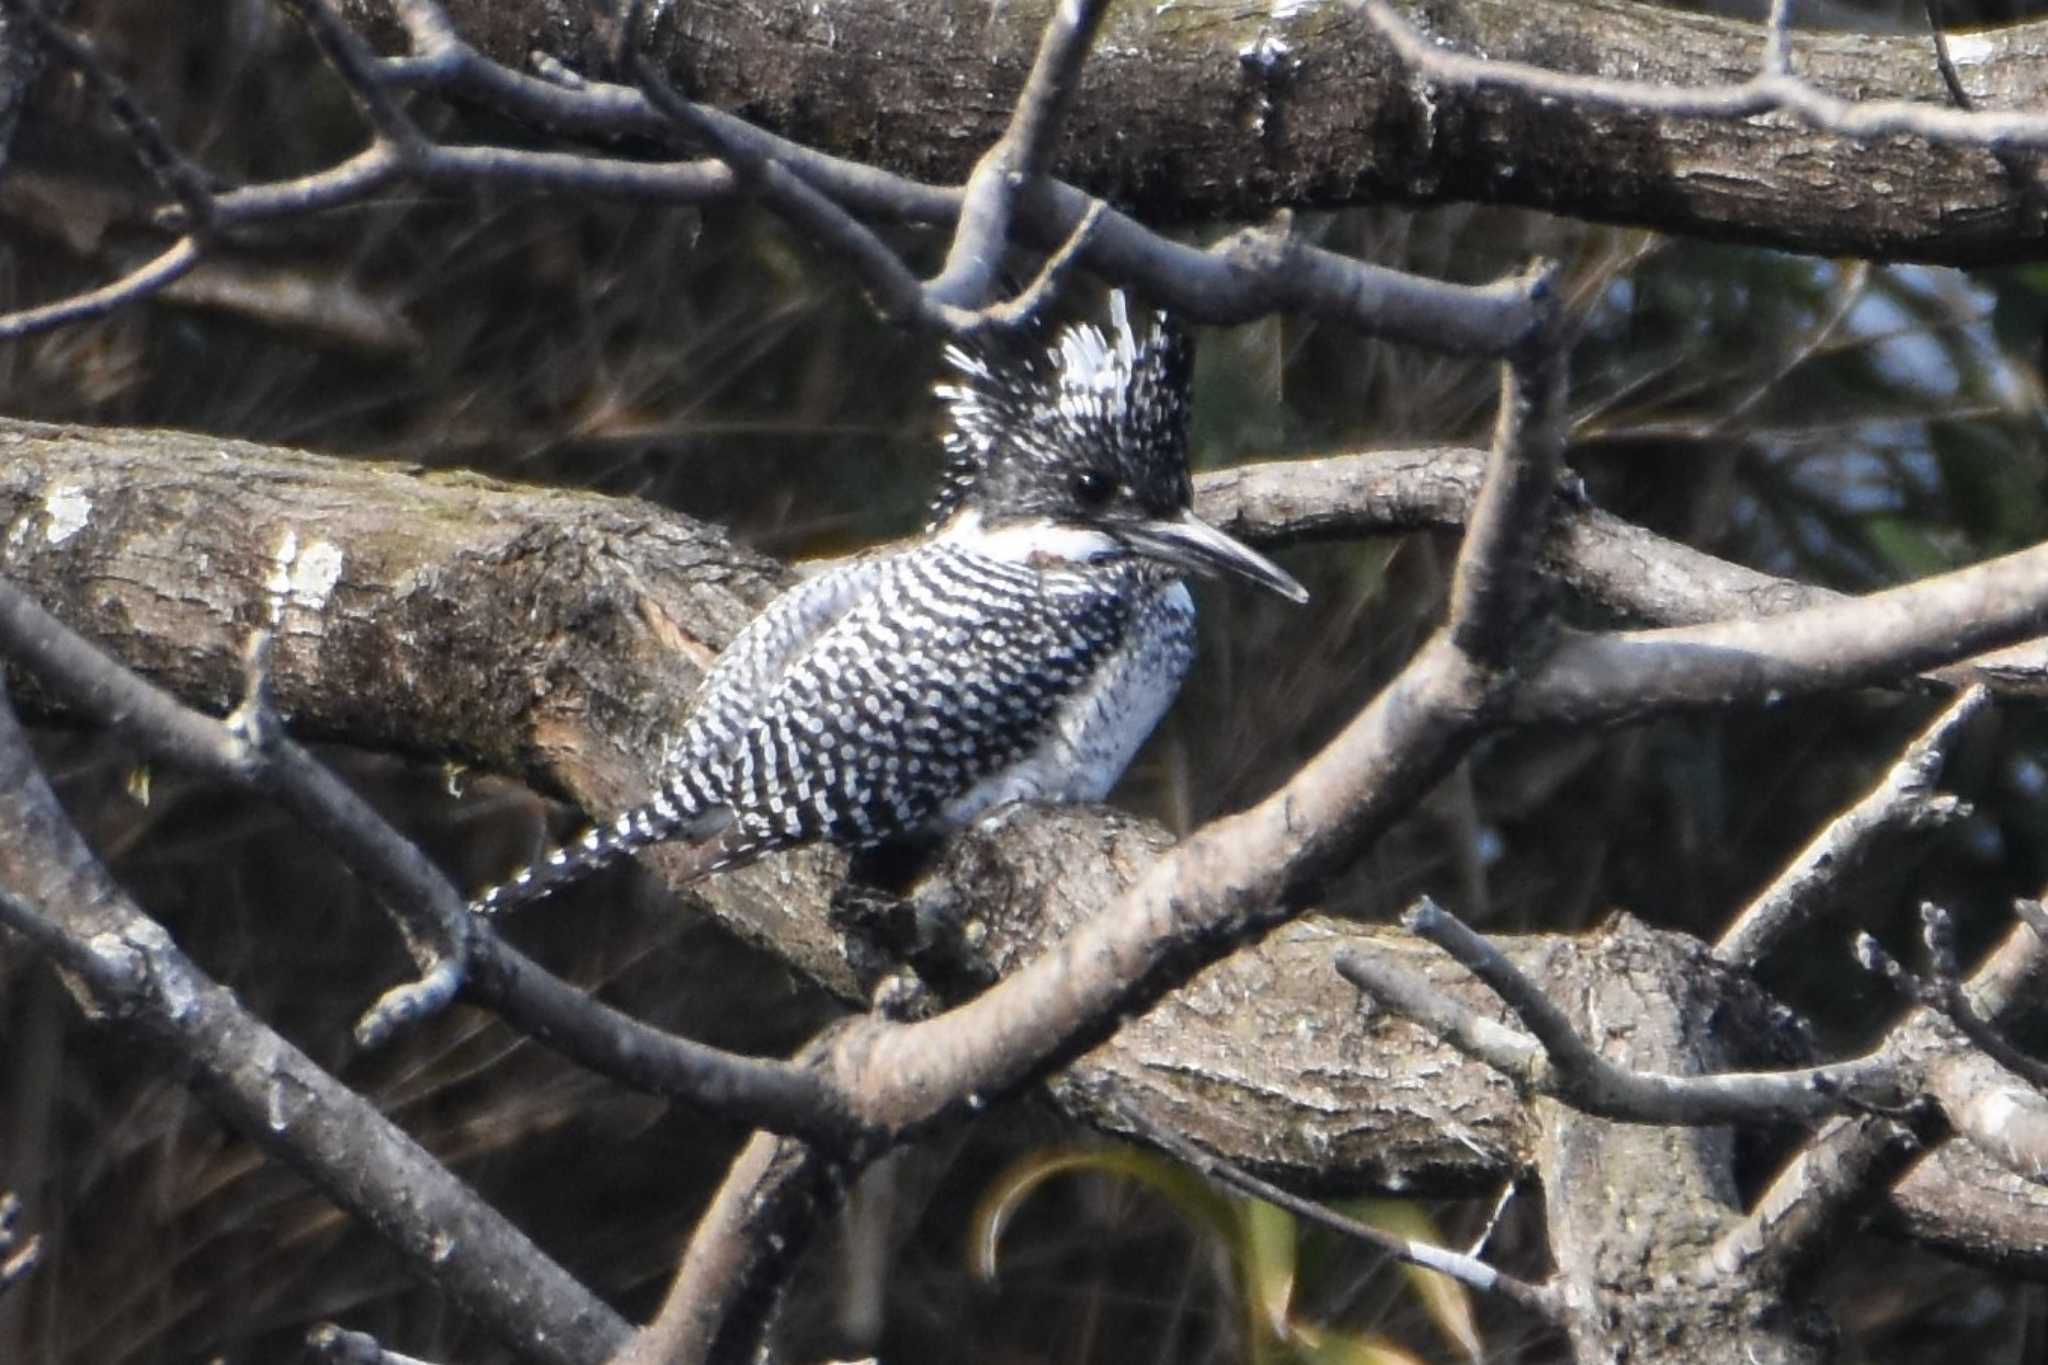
left=1977, top=1086, right=2025, bottom=1137
left=265, top=528, right=299, bottom=624
left=265, top=528, right=345, bottom=627
left=1944, top=32, right=1994, bottom=66
left=290, top=539, right=345, bottom=612
left=43, top=485, right=91, bottom=545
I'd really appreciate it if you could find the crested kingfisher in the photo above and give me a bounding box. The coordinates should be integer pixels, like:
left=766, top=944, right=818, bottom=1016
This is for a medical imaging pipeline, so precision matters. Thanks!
left=471, top=293, right=1308, bottom=916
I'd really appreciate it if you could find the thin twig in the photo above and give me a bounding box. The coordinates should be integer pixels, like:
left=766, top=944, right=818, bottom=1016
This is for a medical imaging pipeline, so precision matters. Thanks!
left=1447, top=261, right=1566, bottom=665
left=0, top=570, right=475, bottom=1008
left=976, top=200, right=1108, bottom=331
left=0, top=576, right=852, bottom=1142
left=1856, top=902, right=2048, bottom=1092
left=1919, top=0, right=2048, bottom=229
left=1116, top=1098, right=1564, bottom=1320
left=1717, top=686, right=1984, bottom=970
left=0, top=237, right=202, bottom=339
left=622, top=16, right=1107, bottom=339
left=1762, top=0, right=1795, bottom=78
left=625, top=50, right=977, bottom=334
left=1922, top=0, right=1972, bottom=111
left=306, top=1324, right=443, bottom=1365
left=1353, top=0, right=2048, bottom=152
left=278, top=0, right=427, bottom=160
left=75, top=0, right=1541, bottom=358
left=0, top=1190, right=40, bottom=1301
left=927, top=0, right=1113, bottom=308
left=0, top=691, right=630, bottom=1364
left=1337, top=899, right=1903, bottom=1125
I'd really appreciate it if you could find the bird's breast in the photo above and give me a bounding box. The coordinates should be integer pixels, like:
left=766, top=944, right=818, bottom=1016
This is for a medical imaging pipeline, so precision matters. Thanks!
left=936, top=578, right=1195, bottom=827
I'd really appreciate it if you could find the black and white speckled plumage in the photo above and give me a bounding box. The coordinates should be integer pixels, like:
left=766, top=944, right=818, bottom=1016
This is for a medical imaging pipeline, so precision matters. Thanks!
left=471, top=294, right=1294, bottom=917
left=928, top=294, right=1193, bottom=533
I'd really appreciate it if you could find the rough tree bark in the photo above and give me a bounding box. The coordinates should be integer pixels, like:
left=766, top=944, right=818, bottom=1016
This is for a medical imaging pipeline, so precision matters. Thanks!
left=339, top=0, right=2048, bottom=265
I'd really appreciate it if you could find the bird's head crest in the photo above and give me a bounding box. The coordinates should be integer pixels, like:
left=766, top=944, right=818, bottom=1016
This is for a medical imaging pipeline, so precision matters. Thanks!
left=927, top=292, right=1193, bottom=532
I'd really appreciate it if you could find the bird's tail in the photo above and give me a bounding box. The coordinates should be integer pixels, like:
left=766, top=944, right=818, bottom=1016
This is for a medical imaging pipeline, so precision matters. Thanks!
left=468, top=777, right=734, bottom=917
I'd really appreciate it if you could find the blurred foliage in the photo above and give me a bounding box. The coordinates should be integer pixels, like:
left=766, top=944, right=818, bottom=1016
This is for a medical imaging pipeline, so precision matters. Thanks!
left=7, top=1, right=2048, bottom=1362
left=970, top=1147, right=1482, bottom=1363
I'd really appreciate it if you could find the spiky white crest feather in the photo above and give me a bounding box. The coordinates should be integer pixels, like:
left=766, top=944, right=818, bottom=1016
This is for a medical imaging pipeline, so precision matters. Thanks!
left=926, top=292, right=1193, bottom=532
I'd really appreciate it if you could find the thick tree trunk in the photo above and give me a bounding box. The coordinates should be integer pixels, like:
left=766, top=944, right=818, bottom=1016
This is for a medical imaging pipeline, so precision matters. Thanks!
left=1531, top=920, right=1830, bottom=1362
left=348, top=0, right=2048, bottom=265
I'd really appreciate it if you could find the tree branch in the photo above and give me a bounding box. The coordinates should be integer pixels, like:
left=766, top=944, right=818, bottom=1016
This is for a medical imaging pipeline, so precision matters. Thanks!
left=1338, top=901, right=1899, bottom=1126
left=1716, top=687, right=1985, bottom=971
left=618, top=1128, right=843, bottom=1365
left=1447, top=269, right=1567, bottom=665
left=0, top=688, right=631, bottom=1364
left=377, top=0, right=2048, bottom=265
left=0, top=567, right=864, bottom=1140
left=1518, top=542, right=2048, bottom=726
left=1704, top=1109, right=1941, bottom=1296
left=1113, top=1090, right=1563, bottom=1320
left=926, top=0, right=1111, bottom=307
left=0, top=1192, right=38, bottom=1302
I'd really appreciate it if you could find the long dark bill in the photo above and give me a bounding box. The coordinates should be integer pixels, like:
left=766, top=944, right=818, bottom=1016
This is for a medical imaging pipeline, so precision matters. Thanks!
left=1122, top=511, right=1310, bottom=604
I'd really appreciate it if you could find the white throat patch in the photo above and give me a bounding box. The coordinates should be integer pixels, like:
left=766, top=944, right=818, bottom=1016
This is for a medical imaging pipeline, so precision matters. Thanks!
left=934, top=508, right=1121, bottom=567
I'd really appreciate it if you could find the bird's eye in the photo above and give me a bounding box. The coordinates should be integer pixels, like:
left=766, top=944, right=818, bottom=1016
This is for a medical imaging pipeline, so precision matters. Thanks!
left=1071, top=469, right=1116, bottom=506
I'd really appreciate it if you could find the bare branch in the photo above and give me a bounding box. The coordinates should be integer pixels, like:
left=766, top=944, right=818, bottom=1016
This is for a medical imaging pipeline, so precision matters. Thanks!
left=1891, top=1136, right=2048, bottom=1276
left=1760, top=0, right=1794, bottom=78
left=1518, top=540, right=2048, bottom=726
left=363, top=0, right=2048, bottom=265
left=0, top=573, right=854, bottom=1139
left=9, top=0, right=1541, bottom=357
left=1714, top=884, right=2048, bottom=1288
left=1929, top=1051, right=2048, bottom=1187
left=21, top=3, right=2048, bottom=1352
left=623, top=51, right=973, bottom=335
left=11, top=417, right=2046, bottom=1283
left=1354, top=0, right=2048, bottom=153
left=462, top=930, right=855, bottom=1144
left=0, top=1191, right=40, bottom=1301
left=1114, top=1093, right=1564, bottom=1321
left=0, top=0, right=217, bottom=226
left=975, top=199, right=1108, bottom=331
left=1924, top=0, right=1973, bottom=112
left=927, top=0, right=1111, bottom=307
left=0, top=236, right=202, bottom=339
left=0, top=573, right=476, bottom=1010
left=1199, top=449, right=2048, bottom=697
left=280, top=0, right=427, bottom=159
left=1704, top=1108, right=1942, bottom=1292
left=1921, top=902, right=2048, bottom=1094
left=1340, top=900, right=1903, bottom=1126
left=1909, top=905, right=2048, bottom=1087
left=617, top=1129, right=843, bottom=1365
left=1716, top=688, right=1985, bottom=970
left=1447, top=265, right=1567, bottom=665
left=306, top=1324, right=444, bottom=1365
left=0, top=689, right=630, bottom=1364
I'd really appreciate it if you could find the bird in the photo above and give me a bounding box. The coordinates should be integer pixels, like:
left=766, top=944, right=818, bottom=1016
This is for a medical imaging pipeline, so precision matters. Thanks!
left=470, top=292, right=1308, bottom=917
